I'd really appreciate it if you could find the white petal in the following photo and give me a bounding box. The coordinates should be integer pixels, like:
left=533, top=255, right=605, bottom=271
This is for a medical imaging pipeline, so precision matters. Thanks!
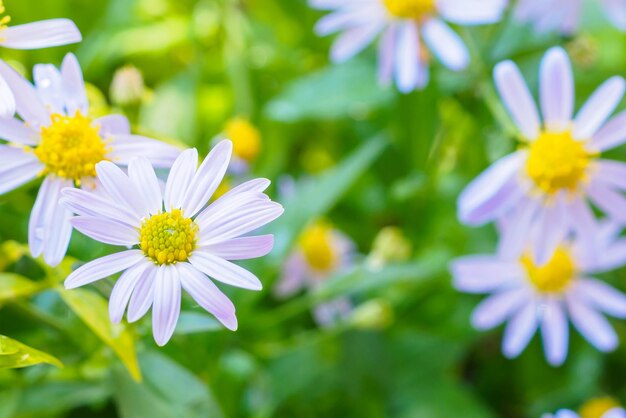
left=567, top=293, right=618, bottom=352
left=177, top=262, right=238, bottom=330
left=573, top=76, right=626, bottom=139
left=201, top=235, right=274, bottom=260
left=0, top=60, right=48, bottom=126
left=275, top=252, right=308, bottom=298
left=603, top=408, right=626, bottom=418
left=60, top=53, right=88, bottom=115
left=0, top=74, right=15, bottom=117
left=164, top=148, right=198, bottom=211
left=109, top=260, right=150, bottom=323
left=107, top=134, right=181, bottom=168
left=42, top=178, right=74, bottom=267
left=330, top=22, right=383, bottom=63
left=457, top=151, right=526, bottom=225
left=539, top=47, right=574, bottom=131
left=574, top=279, right=626, bottom=318
left=70, top=216, right=139, bottom=246
left=95, top=161, right=146, bottom=218
left=1, top=19, right=81, bottom=50
left=0, top=146, right=41, bottom=194
left=422, top=18, right=469, bottom=71
left=438, top=0, right=506, bottom=24
left=498, top=197, right=540, bottom=259
left=378, top=25, right=396, bottom=85
left=532, top=198, right=568, bottom=266
left=494, top=61, right=540, bottom=139
left=189, top=251, right=263, bottom=290
left=471, top=289, right=529, bottom=330
left=588, top=109, right=626, bottom=152
left=152, top=266, right=181, bottom=346
left=394, top=22, right=421, bottom=93
left=64, top=250, right=144, bottom=289
left=127, top=267, right=156, bottom=323
left=540, top=299, right=569, bottom=366
left=33, top=64, right=64, bottom=114
left=94, top=115, right=130, bottom=138
left=603, top=0, right=626, bottom=30
left=0, top=118, right=39, bottom=145
left=587, top=181, right=626, bottom=224
left=60, top=187, right=141, bottom=227
left=128, top=157, right=162, bottom=216
left=181, top=140, right=232, bottom=217
left=502, top=301, right=539, bottom=359
left=451, top=255, right=524, bottom=293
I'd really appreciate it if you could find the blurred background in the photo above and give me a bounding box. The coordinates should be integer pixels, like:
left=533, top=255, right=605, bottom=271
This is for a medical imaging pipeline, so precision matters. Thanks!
left=2, top=0, right=626, bottom=417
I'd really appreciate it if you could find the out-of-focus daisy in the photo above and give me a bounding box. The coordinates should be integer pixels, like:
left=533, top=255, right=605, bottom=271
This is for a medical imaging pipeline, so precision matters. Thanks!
left=61, top=141, right=284, bottom=346
left=0, top=54, right=180, bottom=266
left=458, top=46, right=626, bottom=264
left=310, top=0, right=506, bottom=92
left=543, top=397, right=626, bottom=418
left=275, top=221, right=356, bottom=327
left=515, top=0, right=626, bottom=35
left=452, top=222, right=626, bottom=366
left=214, top=117, right=261, bottom=175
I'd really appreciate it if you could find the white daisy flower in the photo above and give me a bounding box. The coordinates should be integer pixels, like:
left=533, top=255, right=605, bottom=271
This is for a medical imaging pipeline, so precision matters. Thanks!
left=274, top=221, right=355, bottom=327
left=0, top=53, right=180, bottom=267
left=458, top=46, right=626, bottom=265
left=452, top=221, right=626, bottom=367
left=310, top=0, right=507, bottom=92
left=61, top=141, right=284, bottom=346
left=515, top=0, right=626, bottom=35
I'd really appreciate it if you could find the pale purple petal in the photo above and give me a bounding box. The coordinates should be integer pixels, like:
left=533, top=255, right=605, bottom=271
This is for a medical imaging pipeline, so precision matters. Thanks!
left=602, top=0, right=626, bottom=30
left=107, top=134, right=181, bottom=168
left=64, top=250, right=144, bottom=289
left=95, top=161, right=146, bottom=218
left=471, top=289, right=529, bottom=330
left=0, top=74, right=15, bottom=118
left=573, top=76, right=626, bottom=139
left=588, top=110, right=626, bottom=151
left=494, top=61, right=540, bottom=139
left=70, top=216, right=139, bottom=246
left=94, top=115, right=130, bottom=138
left=592, top=159, right=626, bottom=191
left=574, top=279, right=626, bottom=318
left=437, top=0, right=506, bottom=24
left=181, top=140, right=232, bottom=217
left=42, top=178, right=74, bottom=267
left=532, top=198, right=568, bottom=266
left=0, top=117, right=39, bottom=145
left=603, top=408, right=626, bottom=418
left=540, top=299, right=569, bottom=366
left=539, top=47, right=574, bottom=131
left=0, top=146, right=41, bottom=194
left=152, top=266, right=181, bottom=346
left=377, top=25, right=396, bottom=86
left=569, top=197, right=599, bottom=261
left=127, top=267, right=156, bottom=323
left=567, top=293, right=618, bottom=352
left=177, top=262, right=238, bottom=331
left=422, top=18, right=469, bottom=71
left=0, top=60, right=49, bottom=126
left=60, top=187, right=141, bottom=227
left=128, top=157, right=162, bottom=216
left=497, top=197, right=540, bottom=259
left=109, top=260, right=151, bottom=323
left=394, top=21, right=421, bottom=93
left=330, top=22, right=383, bottom=63
left=201, top=235, right=274, bottom=260
left=164, top=148, right=198, bottom=211
left=458, top=151, right=526, bottom=225
left=587, top=181, right=626, bottom=223
left=274, top=252, right=308, bottom=298
left=554, top=410, right=580, bottom=418
left=502, top=301, right=539, bottom=359
left=189, top=251, right=263, bottom=290
left=451, top=255, right=524, bottom=293
left=33, top=64, right=63, bottom=114
left=1, top=19, right=81, bottom=50
left=60, top=53, right=88, bottom=115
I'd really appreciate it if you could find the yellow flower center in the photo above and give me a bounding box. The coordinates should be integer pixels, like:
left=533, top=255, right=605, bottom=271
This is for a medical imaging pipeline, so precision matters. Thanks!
left=580, top=397, right=621, bottom=418
left=34, top=112, right=108, bottom=185
left=521, top=248, right=575, bottom=294
left=526, top=129, right=595, bottom=195
left=139, top=209, right=198, bottom=265
left=224, top=117, right=261, bottom=162
left=299, top=222, right=337, bottom=273
left=383, top=0, right=436, bottom=20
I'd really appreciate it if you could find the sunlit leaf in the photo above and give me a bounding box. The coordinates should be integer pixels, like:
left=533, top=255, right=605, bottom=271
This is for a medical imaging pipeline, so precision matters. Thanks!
left=56, top=287, right=141, bottom=382
left=0, top=273, right=45, bottom=303
left=0, top=335, right=62, bottom=369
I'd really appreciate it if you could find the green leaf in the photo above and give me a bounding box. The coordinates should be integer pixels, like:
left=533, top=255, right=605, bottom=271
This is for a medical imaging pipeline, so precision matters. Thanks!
left=56, top=287, right=141, bottom=382
left=0, top=335, right=62, bottom=369
left=265, top=58, right=393, bottom=122
left=12, top=381, right=110, bottom=417
left=271, top=136, right=387, bottom=260
left=113, top=351, right=225, bottom=418
left=0, top=273, right=45, bottom=303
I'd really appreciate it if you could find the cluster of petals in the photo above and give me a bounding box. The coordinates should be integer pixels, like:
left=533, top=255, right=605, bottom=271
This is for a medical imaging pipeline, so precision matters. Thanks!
left=62, top=141, right=284, bottom=345
left=310, top=0, right=506, bottom=92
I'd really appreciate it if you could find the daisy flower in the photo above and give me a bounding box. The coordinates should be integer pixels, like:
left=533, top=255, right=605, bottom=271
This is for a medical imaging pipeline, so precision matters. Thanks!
left=452, top=222, right=626, bottom=367
left=310, top=0, right=507, bottom=92
left=544, top=397, right=626, bottom=418
left=458, top=46, right=626, bottom=265
left=274, top=221, right=355, bottom=327
left=0, top=54, right=180, bottom=267
left=61, top=141, right=284, bottom=346
left=515, top=0, right=626, bottom=35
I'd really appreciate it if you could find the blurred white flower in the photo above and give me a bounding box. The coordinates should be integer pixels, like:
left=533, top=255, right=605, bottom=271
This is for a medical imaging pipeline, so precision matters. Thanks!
left=61, top=142, right=284, bottom=346
left=458, top=46, right=626, bottom=265
left=452, top=221, right=626, bottom=366
left=543, top=396, right=626, bottom=418
left=515, top=0, right=626, bottom=35
left=275, top=221, right=356, bottom=327
left=310, top=0, right=507, bottom=92
left=0, top=54, right=181, bottom=266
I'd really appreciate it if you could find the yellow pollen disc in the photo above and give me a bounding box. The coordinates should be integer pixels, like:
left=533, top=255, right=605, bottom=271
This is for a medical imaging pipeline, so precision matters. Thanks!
left=299, top=221, right=337, bottom=273
left=383, top=0, right=435, bottom=20
left=139, top=209, right=198, bottom=265
left=34, top=112, right=108, bottom=184
left=521, top=248, right=575, bottom=294
left=224, top=117, right=261, bottom=162
left=525, top=129, right=595, bottom=195
left=580, top=397, right=621, bottom=418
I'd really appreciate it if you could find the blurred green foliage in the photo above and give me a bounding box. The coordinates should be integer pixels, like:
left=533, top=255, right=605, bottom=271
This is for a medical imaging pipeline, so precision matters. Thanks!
left=2, top=0, right=626, bottom=417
